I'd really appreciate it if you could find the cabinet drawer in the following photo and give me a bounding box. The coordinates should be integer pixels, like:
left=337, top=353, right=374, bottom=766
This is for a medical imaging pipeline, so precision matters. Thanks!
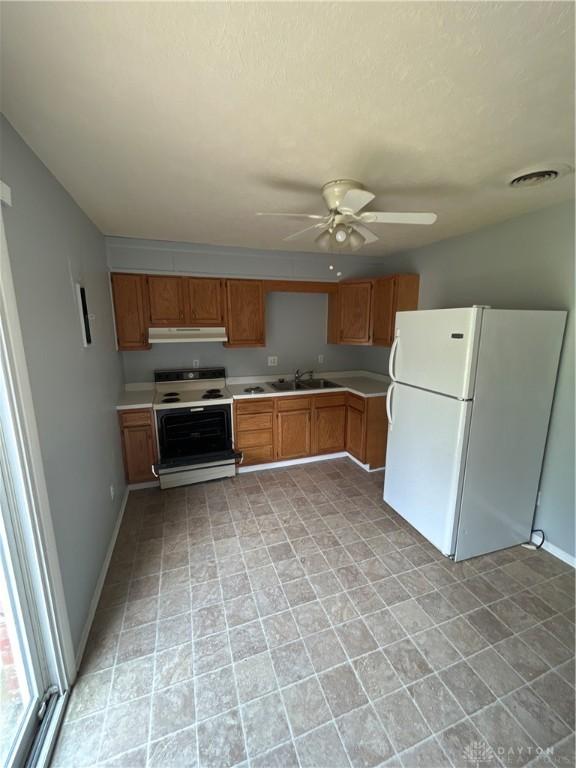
left=236, top=412, right=273, bottom=431
left=346, top=393, right=366, bottom=413
left=313, top=393, right=346, bottom=408
left=235, top=429, right=273, bottom=449
left=240, top=445, right=274, bottom=465
left=235, top=398, right=274, bottom=415
left=119, top=409, right=153, bottom=427
left=276, top=396, right=312, bottom=412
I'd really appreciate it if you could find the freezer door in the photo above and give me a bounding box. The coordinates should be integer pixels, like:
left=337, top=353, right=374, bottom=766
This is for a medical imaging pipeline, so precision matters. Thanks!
left=454, top=309, right=567, bottom=561
left=391, top=308, right=483, bottom=399
left=384, top=383, right=472, bottom=555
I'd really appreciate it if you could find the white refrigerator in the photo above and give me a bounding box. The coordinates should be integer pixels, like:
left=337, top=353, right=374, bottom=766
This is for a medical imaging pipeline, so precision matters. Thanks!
left=383, top=307, right=566, bottom=561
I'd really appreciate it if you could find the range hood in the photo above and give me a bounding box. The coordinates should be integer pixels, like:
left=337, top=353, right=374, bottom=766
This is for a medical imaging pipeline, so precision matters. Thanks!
left=148, top=327, right=228, bottom=344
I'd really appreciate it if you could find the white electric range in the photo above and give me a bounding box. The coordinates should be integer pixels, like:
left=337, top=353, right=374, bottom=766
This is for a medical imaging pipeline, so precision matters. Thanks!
left=152, top=367, right=239, bottom=489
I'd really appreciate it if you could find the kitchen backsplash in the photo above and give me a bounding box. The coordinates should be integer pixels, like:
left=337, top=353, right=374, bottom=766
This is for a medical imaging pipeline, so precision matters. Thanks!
left=121, top=292, right=390, bottom=382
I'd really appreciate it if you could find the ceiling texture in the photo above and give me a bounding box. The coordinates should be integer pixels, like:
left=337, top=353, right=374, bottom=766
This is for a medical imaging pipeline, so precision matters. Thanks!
left=1, top=1, right=574, bottom=255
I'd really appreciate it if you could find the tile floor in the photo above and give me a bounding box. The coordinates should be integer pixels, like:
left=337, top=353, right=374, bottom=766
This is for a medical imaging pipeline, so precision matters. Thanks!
left=51, top=458, right=575, bottom=768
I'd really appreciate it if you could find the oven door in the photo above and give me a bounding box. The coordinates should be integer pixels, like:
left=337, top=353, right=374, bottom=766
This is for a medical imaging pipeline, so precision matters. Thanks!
left=156, top=404, right=234, bottom=465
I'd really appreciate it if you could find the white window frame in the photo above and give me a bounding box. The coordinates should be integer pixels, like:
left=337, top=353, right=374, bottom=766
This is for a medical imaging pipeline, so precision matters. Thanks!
left=1, top=180, right=75, bottom=766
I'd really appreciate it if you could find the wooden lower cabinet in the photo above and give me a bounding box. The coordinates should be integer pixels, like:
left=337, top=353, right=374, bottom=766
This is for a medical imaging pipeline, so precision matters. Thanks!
left=345, top=393, right=388, bottom=469
left=313, top=393, right=346, bottom=454
left=119, top=409, right=157, bottom=483
left=233, top=390, right=386, bottom=469
left=276, top=409, right=311, bottom=460
left=346, top=402, right=367, bottom=462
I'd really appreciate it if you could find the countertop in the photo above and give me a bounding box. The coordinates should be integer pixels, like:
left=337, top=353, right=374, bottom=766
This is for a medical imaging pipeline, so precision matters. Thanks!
left=228, top=373, right=390, bottom=399
left=117, top=388, right=155, bottom=410
left=117, top=372, right=390, bottom=410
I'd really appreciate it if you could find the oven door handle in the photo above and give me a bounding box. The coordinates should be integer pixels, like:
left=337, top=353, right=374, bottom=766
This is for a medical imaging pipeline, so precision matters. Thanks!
left=189, top=407, right=205, bottom=412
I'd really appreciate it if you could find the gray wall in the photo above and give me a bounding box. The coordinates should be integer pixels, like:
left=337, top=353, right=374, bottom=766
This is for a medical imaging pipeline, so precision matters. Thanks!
left=107, top=236, right=393, bottom=382
left=122, top=292, right=373, bottom=382
left=379, top=202, right=575, bottom=557
left=1, top=116, right=126, bottom=652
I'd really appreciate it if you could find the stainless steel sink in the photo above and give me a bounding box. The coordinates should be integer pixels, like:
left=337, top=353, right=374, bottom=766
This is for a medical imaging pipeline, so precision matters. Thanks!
left=268, top=378, right=342, bottom=392
left=299, top=378, right=342, bottom=389
left=267, top=380, right=306, bottom=392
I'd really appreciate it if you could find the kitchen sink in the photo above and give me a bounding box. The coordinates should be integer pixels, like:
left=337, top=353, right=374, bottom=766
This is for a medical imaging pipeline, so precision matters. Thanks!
left=268, top=378, right=342, bottom=392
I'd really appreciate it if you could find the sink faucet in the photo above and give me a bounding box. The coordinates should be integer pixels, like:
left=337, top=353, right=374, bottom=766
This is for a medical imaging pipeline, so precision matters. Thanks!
left=294, top=368, right=314, bottom=382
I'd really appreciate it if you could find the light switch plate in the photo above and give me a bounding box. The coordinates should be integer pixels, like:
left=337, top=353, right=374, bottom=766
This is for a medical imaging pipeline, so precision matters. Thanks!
left=267, top=356, right=278, bottom=367
left=318, top=354, right=324, bottom=364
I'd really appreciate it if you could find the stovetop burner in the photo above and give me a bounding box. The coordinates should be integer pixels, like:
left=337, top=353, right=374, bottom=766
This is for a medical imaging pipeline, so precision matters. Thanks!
left=162, top=396, right=181, bottom=403
left=165, top=392, right=179, bottom=397
left=202, top=392, right=223, bottom=400
left=244, top=386, right=265, bottom=394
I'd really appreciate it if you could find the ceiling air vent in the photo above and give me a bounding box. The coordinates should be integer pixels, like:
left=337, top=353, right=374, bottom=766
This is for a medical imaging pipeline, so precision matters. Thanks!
left=509, top=169, right=559, bottom=188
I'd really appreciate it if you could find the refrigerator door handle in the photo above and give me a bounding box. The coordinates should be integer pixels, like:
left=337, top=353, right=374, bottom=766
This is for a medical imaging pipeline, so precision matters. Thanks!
left=386, top=383, right=396, bottom=428
left=389, top=335, right=399, bottom=381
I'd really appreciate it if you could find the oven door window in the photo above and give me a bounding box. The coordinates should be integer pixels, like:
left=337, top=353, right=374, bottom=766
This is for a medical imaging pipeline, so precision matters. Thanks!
left=157, top=406, right=231, bottom=461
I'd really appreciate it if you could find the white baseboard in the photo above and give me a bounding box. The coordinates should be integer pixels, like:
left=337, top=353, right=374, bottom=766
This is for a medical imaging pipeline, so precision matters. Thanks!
left=238, top=452, right=347, bottom=473
left=74, top=488, right=129, bottom=671
left=531, top=535, right=576, bottom=568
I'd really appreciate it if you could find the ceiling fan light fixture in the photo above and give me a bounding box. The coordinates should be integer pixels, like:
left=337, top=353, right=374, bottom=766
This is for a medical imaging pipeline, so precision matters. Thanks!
left=332, top=224, right=348, bottom=244
left=315, top=230, right=332, bottom=250
left=348, top=229, right=366, bottom=251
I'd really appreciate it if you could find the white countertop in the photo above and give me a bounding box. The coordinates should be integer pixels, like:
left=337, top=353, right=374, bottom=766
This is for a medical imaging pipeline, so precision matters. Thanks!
left=228, top=372, right=390, bottom=399
left=117, top=388, right=155, bottom=410
left=117, top=371, right=390, bottom=409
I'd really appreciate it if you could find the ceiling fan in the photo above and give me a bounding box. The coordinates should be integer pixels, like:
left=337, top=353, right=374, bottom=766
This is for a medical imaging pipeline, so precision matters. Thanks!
left=257, top=179, right=437, bottom=251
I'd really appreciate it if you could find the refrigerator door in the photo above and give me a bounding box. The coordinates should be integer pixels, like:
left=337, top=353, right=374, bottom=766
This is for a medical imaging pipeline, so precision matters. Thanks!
left=384, top=383, right=472, bottom=555
left=391, top=308, right=483, bottom=399
left=454, top=309, right=567, bottom=560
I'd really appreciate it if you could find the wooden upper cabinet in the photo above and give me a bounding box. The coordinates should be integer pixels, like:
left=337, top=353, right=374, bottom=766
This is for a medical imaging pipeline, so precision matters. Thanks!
left=184, top=277, right=224, bottom=325
left=111, top=273, right=150, bottom=350
left=372, top=276, right=396, bottom=346
left=225, top=279, right=265, bottom=347
left=328, top=274, right=419, bottom=347
left=339, top=281, right=373, bottom=344
left=148, top=276, right=185, bottom=326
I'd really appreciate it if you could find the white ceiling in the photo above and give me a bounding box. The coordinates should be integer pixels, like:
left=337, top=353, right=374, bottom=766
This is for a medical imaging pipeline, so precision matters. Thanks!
left=1, top=1, right=574, bottom=255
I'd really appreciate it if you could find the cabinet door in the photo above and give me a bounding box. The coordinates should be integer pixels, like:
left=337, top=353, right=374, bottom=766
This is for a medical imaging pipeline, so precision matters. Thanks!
left=314, top=405, right=346, bottom=454
left=346, top=405, right=366, bottom=462
left=122, top=425, right=156, bottom=483
left=111, top=273, right=150, bottom=350
left=148, top=276, right=185, bottom=326
left=276, top=410, right=311, bottom=460
left=225, top=280, right=265, bottom=346
left=372, top=276, right=396, bottom=346
left=185, top=278, right=223, bottom=325
left=339, top=282, right=373, bottom=343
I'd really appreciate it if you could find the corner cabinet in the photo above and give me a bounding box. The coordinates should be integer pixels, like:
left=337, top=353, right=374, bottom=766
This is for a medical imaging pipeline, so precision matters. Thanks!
left=224, top=279, right=265, bottom=347
left=119, top=410, right=157, bottom=483
left=111, top=273, right=150, bottom=351
left=328, top=274, right=419, bottom=346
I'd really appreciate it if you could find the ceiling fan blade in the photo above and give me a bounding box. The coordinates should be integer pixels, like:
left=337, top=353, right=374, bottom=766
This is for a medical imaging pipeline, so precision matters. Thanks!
left=360, top=211, right=437, bottom=225
left=338, top=188, right=375, bottom=214
left=283, top=223, right=326, bottom=241
left=256, top=212, right=326, bottom=220
left=352, top=223, right=379, bottom=244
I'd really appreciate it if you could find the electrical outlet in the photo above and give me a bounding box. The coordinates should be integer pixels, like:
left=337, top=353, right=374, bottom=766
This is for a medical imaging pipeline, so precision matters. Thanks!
left=192, top=359, right=200, bottom=368
left=109, top=484, right=115, bottom=501
left=318, top=354, right=324, bottom=364
left=267, top=356, right=278, bottom=367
